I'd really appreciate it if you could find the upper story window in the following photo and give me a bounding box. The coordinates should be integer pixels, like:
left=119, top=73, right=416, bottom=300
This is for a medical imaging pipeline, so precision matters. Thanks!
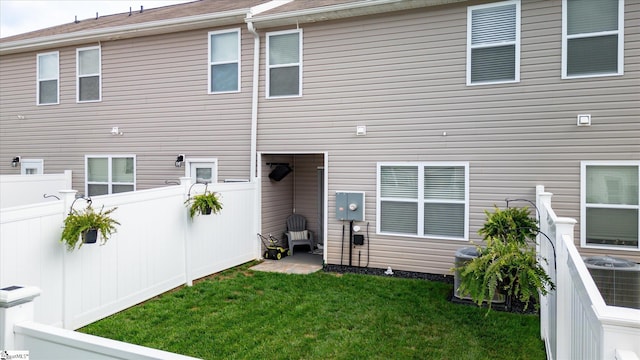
left=467, top=0, right=520, bottom=85
left=377, top=163, right=469, bottom=241
left=86, top=155, right=136, bottom=196
left=37, top=51, right=59, bottom=105
left=77, top=46, right=101, bottom=102
left=209, top=29, right=240, bottom=93
left=266, top=29, right=302, bottom=98
left=581, top=161, right=639, bottom=250
left=563, top=0, right=624, bottom=78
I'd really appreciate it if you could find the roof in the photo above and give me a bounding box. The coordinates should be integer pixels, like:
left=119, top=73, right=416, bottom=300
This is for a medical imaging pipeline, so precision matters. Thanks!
left=0, top=0, right=467, bottom=55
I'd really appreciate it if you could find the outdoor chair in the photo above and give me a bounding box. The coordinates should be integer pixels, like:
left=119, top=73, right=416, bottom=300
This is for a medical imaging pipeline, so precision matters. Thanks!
left=285, top=214, right=314, bottom=255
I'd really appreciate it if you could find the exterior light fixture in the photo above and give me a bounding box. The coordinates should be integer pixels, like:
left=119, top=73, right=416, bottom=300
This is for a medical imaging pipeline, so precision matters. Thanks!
left=11, top=156, right=20, bottom=167
left=175, top=154, right=185, bottom=167
left=577, top=114, right=591, bottom=126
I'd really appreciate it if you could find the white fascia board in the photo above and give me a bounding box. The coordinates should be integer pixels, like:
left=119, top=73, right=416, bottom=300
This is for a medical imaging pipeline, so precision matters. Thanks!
left=246, top=0, right=467, bottom=28
left=0, top=9, right=249, bottom=55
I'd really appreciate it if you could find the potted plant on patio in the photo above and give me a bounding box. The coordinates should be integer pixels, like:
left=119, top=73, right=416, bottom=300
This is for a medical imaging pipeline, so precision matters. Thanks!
left=185, top=191, right=223, bottom=219
left=60, top=205, right=120, bottom=251
left=455, top=205, right=555, bottom=311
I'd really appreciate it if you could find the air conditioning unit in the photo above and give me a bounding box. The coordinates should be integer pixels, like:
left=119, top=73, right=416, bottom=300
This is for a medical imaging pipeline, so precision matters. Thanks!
left=585, top=256, right=640, bottom=310
left=453, top=247, right=504, bottom=304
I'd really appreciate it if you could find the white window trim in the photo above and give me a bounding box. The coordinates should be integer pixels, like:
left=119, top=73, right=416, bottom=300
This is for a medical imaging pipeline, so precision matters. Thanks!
left=561, top=0, right=624, bottom=79
left=20, top=159, right=44, bottom=175
left=36, top=51, right=59, bottom=105
left=376, top=162, right=469, bottom=241
left=466, top=0, right=521, bottom=86
left=580, top=160, right=640, bottom=251
left=85, top=155, right=136, bottom=196
left=76, top=46, right=102, bottom=103
left=185, top=158, right=218, bottom=184
left=266, top=28, right=303, bottom=99
left=208, top=28, right=241, bottom=94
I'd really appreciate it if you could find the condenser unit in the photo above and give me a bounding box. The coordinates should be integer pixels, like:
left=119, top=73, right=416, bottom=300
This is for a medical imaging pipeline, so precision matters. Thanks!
left=585, top=256, right=640, bottom=310
left=453, top=247, right=504, bottom=304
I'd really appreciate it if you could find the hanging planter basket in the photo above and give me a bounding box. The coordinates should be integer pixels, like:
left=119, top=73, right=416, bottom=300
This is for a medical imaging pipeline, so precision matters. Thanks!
left=60, top=197, right=120, bottom=251
left=83, top=229, right=98, bottom=244
left=185, top=183, right=223, bottom=219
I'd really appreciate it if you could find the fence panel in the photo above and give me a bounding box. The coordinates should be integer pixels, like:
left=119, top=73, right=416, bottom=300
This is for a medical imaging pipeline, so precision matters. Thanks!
left=0, top=181, right=259, bottom=330
left=0, top=171, right=72, bottom=208
left=187, top=182, right=258, bottom=281
left=0, top=202, right=66, bottom=326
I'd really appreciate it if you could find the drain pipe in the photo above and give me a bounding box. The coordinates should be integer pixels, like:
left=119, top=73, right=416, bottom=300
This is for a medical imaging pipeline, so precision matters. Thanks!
left=247, top=18, right=259, bottom=181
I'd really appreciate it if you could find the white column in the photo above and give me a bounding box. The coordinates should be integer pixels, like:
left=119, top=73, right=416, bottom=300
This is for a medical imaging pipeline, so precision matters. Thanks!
left=0, top=286, right=41, bottom=350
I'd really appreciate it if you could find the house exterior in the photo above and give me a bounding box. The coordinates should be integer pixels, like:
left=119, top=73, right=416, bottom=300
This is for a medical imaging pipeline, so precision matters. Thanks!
left=1, top=0, right=638, bottom=275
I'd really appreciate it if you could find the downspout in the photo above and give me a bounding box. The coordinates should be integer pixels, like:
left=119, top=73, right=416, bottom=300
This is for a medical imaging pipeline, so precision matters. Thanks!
left=247, top=17, right=259, bottom=181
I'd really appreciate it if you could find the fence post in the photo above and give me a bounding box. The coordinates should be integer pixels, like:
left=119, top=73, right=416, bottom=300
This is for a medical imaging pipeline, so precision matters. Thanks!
left=555, top=217, right=577, bottom=360
left=536, top=185, right=552, bottom=345
left=59, top=189, right=77, bottom=329
left=0, top=286, right=41, bottom=350
left=180, top=177, right=193, bottom=286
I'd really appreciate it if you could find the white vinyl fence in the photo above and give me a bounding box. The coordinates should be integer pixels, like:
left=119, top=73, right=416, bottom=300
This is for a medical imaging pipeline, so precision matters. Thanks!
left=0, top=178, right=260, bottom=330
left=536, top=185, right=640, bottom=360
left=0, top=170, right=72, bottom=208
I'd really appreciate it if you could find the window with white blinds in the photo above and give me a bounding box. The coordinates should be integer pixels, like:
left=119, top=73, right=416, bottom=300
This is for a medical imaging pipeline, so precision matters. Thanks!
left=77, top=46, right=101, bottom=102
left=37, top=51, right=59, bottom=105
left=563, top=0, right=623, bottom=78
left=581, top=162, right=639, bottom=250
left=467, top=0, right=520, bottom=85
left=209, top=29, right=240, bottom=93
left=377, top=163, right=468, bottom=240
left=266, top=29, right=302, bottom=98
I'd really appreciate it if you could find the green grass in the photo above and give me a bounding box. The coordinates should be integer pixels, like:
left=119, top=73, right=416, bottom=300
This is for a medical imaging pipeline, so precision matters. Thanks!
left=80, top=262, right=545, bottom=360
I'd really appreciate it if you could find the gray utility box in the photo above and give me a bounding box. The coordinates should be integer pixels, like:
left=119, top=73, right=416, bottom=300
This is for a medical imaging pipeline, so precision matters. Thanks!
left=336, top=191, right=365, bottom=221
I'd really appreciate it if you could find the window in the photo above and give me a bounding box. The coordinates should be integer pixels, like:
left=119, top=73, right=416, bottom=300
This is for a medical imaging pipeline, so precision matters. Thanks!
left=77, top=46, right=101, bottom=102
left=581, top=161, right=639, bottom=250
left=267, top=29, right=302, bottom=98
left=86, top=155, right=136, bottom=196
left=208, top=29, right=240, bottom=93
left=186, top=158, right=218, bottom=184
left=37, top=51, right=59, bottom=105
left=20, top=159, right=44, bottom=175
left=377, top=163, right=468, bottom=240
left=562, top=0, right=624, bottom=78
left=467, top=0, right=520, bottom=85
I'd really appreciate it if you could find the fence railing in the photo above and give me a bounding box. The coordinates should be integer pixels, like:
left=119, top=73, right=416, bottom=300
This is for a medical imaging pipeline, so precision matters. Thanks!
left=1, top=178, right=259, bottom=330
left=536, top=185, right=640, bottom=360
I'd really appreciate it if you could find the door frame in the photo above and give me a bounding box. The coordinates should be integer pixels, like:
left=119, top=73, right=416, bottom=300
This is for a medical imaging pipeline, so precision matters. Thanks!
left=257, top=151, right=328, bottom=260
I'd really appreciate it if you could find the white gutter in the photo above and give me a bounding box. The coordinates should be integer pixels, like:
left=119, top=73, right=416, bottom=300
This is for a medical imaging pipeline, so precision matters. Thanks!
left=248, top=0, right=467, bottom=27
left=0, top=9, right=249, bottom=55
left=245, top=0, right=293, bottom=180
left=246, top=18, right=260, bottom=181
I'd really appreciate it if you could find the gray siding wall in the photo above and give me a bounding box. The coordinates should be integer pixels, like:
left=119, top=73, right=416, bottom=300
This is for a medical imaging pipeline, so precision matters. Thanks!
left=0, top=26, right=255, bottom=190
left=255, top=0, right=640, bottom=273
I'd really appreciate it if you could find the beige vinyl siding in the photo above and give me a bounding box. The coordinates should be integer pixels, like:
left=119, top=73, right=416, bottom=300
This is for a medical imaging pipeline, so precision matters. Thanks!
left=256, top=0, right=640, bottom=273
left=260, top=155, right=294, bottom=243
left=0, top=26, right=254, bottom=190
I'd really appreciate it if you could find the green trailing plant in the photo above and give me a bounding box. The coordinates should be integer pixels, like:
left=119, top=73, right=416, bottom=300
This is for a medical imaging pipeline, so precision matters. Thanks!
left=60, top=205, right=120, bottom=251
left=478, top=205, right=538, bottom=244
left=185, top=191, right=223, bottom=219
left=456, top=205, right=555, bottom=312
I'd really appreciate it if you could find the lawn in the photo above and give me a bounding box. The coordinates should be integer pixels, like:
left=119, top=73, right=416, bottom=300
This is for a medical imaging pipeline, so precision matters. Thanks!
left=80, top=262, right=546, bottom=360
